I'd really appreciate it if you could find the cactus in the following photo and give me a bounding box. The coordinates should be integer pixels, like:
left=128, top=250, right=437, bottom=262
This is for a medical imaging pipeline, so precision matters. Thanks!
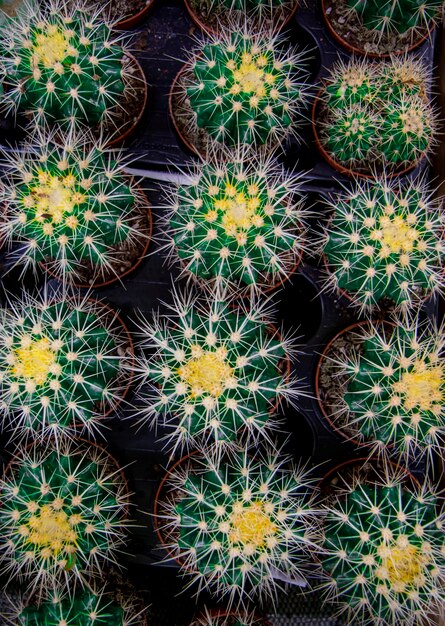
left=165, top=150, right=307, bottom=291
left=0, top=2, right=134, bottom=130
left=322, top=177, right=445, bottom=310
left=181, top=28, right=309, bottom=148
left=134, top=288, right=298, bottom=451
left=157, top=447, right=320, bottom=604
left=321, top=462, right=445, bottom=626
left=0, top=440, right=129, bottom=591
left=0, top=130, right=149, bottom=285
left=318, top=58, right=437, bottom=171
left=192, top=607, right=268, bottom=626
left=0, top=289, right=132, bottom=441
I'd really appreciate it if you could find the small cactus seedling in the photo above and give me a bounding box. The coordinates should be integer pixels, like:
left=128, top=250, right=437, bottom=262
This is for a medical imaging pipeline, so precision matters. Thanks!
left=0, top=440, right=129, bottom=592
left=0, top=130, right=150, bottom=285
left=178, top=28, right=310, bottom=149
left=321, top=462, right=445, bottom=626
left=0, top=289, right=132, bottom=441
left=0, top=2, right=136, bottom=131
left=164, top=150, right=307, bottom=291
left=322, top=176, right=445, bottom=310
left=157, top=447, right=320, bottom=604
left=134, top=288, right=298, bottom=451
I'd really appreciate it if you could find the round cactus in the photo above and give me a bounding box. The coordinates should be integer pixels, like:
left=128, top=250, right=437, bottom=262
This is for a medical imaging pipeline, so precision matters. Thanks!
left=321, top=462, right=445, bottom=626
left=0, top=440, right=129, bottom=591
left=0, top=2, right=135, bottom=131
left=177, top=28, right=310, bottom=149
left=321, top=104, right=378, bottom=166
left=165, top=150, right=307, bottom=291
left=0, top=130, right=150, bottom=285
left=0, top=289, right=132, bottom=441
left=322, top=176, right=445, bottom=310
left=157, top=447, right=320, bottom=603
left=134, top=288, right=298, bottom=451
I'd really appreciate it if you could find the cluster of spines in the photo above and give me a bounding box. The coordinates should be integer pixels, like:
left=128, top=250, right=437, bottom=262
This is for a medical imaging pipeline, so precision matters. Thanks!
left=193, top=607, right=268, bottom=626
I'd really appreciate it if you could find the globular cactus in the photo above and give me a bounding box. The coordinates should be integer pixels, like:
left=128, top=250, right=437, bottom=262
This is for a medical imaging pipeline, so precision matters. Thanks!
left=0, top=289, right=132, bottom=441
left=180, top=28, right=309, bottom=148
left=321, top=104, right=378, bottom=166
left=164, top=150, right=307, bottom=291
left=0, top=440, right=129, bottom=592
left=157, top=447, right=320, bottom=604
left=0, top=130, right=150, bottom=285
left=0, top=2, right=135, bottom=130
left=321, top=462, right=445, bottom=626
left=134, top=288, right=298, bottom=451
left=322, top=177, right=445, bottom=310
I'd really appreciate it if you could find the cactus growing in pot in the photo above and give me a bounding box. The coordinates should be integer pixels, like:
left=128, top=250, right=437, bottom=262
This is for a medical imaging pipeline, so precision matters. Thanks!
left=0, top=440, right=129, bottom=592
left=321, top=176, right=445, bottom=311
left=0, top=129, right=151, bottom=286
left=0, top=289, right=132, bottom=441
left=134, top=287, right=298, bottom=452
left=164, top=149, right=307, bottom=292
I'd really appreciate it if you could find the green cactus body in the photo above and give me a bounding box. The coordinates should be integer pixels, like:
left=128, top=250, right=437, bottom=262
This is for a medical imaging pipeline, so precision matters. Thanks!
left=323, top=178, right=444, bottom=309
left=0, top=4, right=130, bottom=129
left=161, top=449, right=319, bottom=602
left=185, top=30, right=308, bottom=147
left=136, top=291, right=296, bottom=449
left=0, top=441, right=129, bottom=590
left=321, top=468, right=445, bottom=625
left=168, top=155, right=306, bottom=289
left=341, top=321, right=445, bottom=458
left=322, top=105, right=377, bottom=165
left=379, top=98, right=433, bottom=164
left=324, top=62, right=376, bottom=109
left=0, top=291, right=130, bottom=440
left=1, top=132, right=146, bottom=284
left=347, top=0, right=442, bottom=36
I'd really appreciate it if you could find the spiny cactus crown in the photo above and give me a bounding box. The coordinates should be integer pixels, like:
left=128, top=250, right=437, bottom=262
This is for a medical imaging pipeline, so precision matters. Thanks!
left=166, top=152, right=306, bottom=290
left=319, top=59, right=436, bottom=170
left=160, top=448, right=319, bottom=603
left=0, top=131, right=146, bottom=285
left=0, top=290, right=130, bottom=440
left=323, top=177, right=445, bottom=310
left=0, top=4, right=130, bottom=129
left=0, top=441, right=129, bottom=591
left=340, top=320, right=445, bottom=459
left=185, top=29, right=309, bottom=147
left=135, top=289, right=297, bottom=451
left=321, top=465, right=445, bottom=626
left=347, top=0, right=443, bottom=37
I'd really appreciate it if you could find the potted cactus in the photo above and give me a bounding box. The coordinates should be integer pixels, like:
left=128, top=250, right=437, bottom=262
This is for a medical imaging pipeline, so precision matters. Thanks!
left=0, top=439, right=130, bottom=592
left=0, top=289, right=133, bottom=441
left=190, top=607, right=271, bottom=626
left=319, top=176, right=444, bottom=311
left=134, top=288, right=297, bottom=451
left=0, top=130, right=151, bottom=287
left=322, top=0, right=444, bottom=57
left=164, top=149, right=307, bottom=293
left=313, top=58, right=437, bottom=177
left=170, top=28, right=310, bottom=155
left=0, top=2, right=147, bottom=141
left=320, top=458, right=445, bottom=626
left=154, top=447, right=321, bottom=603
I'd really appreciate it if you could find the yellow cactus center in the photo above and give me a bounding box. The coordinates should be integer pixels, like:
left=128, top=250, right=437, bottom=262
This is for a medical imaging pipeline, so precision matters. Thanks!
left=393, top=364, right=444, bottom=411
left=378, top=215, right=418, bottom=254
left=13, top=338, right=56, bottom=385
left=342, top=68, right=367, bottom=88
left=378, top=542, right=427, bottom=590
left=26, top=504, right=78, bottom=557
left=178, top=350, right=234, bottom=398
left=25, top=174, right=83, bottom=230
left=32, top=28, right=71, bottom=69
left=232, top=55, right=269, bottom=97
left=210, top=182, right=262, bottom=236
left=400, top=107, right=424, bottom=137
left=229, top=502, right=277, bottom=548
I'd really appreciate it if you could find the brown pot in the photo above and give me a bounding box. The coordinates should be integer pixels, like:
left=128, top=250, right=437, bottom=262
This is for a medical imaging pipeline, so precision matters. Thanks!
left=169, top=63, right=203, bottom=158
left=114, top=0, right=155, bottom=29
left=190, top=608, right=272, bottom=626
left=321, top=0, right=434, bottom=59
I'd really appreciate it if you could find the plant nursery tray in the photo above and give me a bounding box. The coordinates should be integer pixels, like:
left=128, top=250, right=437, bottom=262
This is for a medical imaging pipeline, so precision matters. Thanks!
left=0, top=0, right=443, bottom=625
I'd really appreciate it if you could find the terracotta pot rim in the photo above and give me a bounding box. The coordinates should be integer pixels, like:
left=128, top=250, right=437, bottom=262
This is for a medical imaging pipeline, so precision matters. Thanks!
left=169, top=63, right=202, bottom=158
left=114, top=0, right=155, bottom=30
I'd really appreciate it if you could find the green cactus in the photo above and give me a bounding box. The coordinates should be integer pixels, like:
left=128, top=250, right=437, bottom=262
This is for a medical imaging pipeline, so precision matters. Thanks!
left=182, top=29, right=309, bottom=148
left=158, top=448, right=320, bottom=603
left=337, top=319, right=445, bottom=460
left=0, top=130, right=149, bottom=285
left=0, top=2, right=134, bottom=130
left=165, top=151, right=307, bottom=290
left=0, top=290, right=132, bottom=440
left=321, top=104, right=378, bottom=166
left=0, top=440, right=129, bottom=591
left=322, top=177, right=444, bottom=310
left=135, top=289, right=297, bottom=451
left=321, top=462, right=445, bottom=626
